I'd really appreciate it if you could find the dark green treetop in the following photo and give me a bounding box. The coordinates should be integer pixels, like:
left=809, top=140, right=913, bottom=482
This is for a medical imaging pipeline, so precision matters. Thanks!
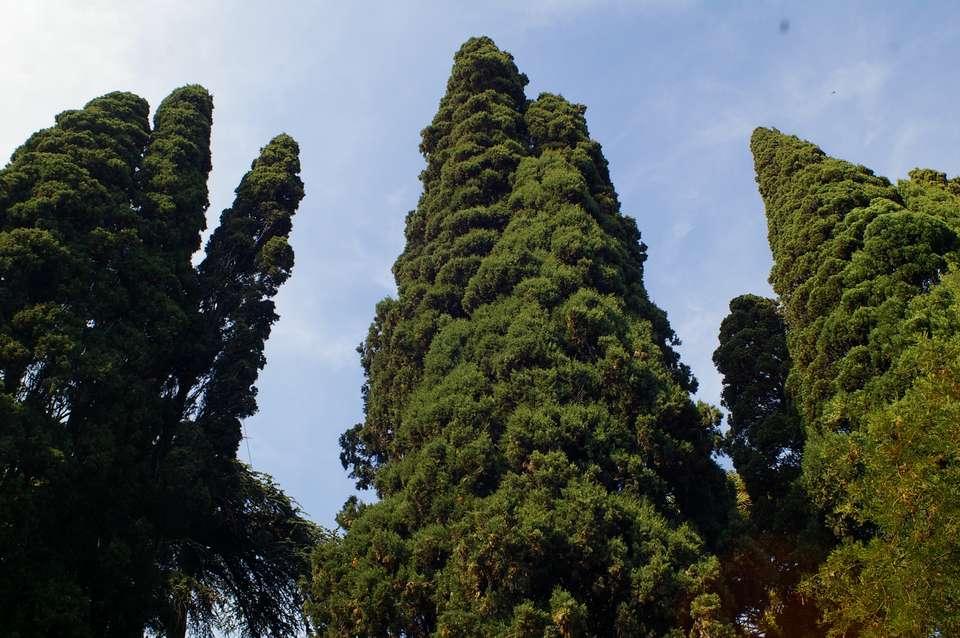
left=713, top=294, right=826, bottom=636
left=0, top=88, right=316, bottom=638
left=140, top=85, right=214, bottom=259
left=310, top=38, right=732, bottom=637
left=713, top=294, right=803, bottom=527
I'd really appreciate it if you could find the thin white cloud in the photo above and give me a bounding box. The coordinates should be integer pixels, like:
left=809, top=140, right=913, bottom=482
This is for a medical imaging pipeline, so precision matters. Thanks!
left=489, top=0, right=694, bottom=27
left=269, top=312, right=360, bottom=369
left=671, top=220, right=695, bottom=240
left=885, top=120, right=930, bottom=178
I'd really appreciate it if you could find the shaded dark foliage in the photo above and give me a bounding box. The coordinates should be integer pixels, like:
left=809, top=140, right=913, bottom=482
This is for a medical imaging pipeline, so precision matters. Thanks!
left=0, top=87, right=317, bottom=638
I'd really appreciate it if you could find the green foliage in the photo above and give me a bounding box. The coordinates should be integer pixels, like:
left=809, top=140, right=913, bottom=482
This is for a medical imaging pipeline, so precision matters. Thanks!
left=714, top=295, right=803, bottom=526
left=341, top=37, right=530, bottom=490
left=713, top=295, right=827, bottom=636
left=0, top=88, right=316, bottom=637
left=750, top=128, right=905, bottom=423
left=804, top=269, right=960, bottom=637
left=751, top=128, right=960, bottom=635
left=311, top=37, right=732, bottom=636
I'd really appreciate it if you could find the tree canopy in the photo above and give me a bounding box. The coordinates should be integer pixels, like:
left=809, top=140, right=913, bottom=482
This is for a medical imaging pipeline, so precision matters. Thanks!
left=309, top=36, right=732, bottom=637
left=749, top=128, right=960, bottom=636
left=0, top=86, right=317, bottom=638
left=713, top=294, right=827, bottom=636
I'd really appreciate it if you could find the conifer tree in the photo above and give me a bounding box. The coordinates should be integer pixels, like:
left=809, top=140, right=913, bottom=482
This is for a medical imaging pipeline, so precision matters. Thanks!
left=339, top=37, right=530, bottom=489
left=310, top=37, right=732, bottom=636
left=751, top=129, right=960, bottom=635
left=714, top=295, right=803, bottom=530
left=713, top=295, right=825, bottom=636
left=0, top=91, right=159, bottom=636
left=0, top=88, right=315, bottom=638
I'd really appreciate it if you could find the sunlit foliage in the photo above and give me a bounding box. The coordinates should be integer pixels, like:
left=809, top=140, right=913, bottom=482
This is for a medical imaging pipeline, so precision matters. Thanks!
left=309, top=37, right=732, bottom=637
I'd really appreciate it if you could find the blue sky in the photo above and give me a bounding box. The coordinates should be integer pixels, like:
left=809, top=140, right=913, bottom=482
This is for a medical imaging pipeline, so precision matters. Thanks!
left=4, top=1, right=959, bottom=528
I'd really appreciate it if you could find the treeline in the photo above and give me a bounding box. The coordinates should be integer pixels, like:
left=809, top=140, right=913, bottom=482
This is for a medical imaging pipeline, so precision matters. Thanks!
left=1, top=37, right=958, bottom=637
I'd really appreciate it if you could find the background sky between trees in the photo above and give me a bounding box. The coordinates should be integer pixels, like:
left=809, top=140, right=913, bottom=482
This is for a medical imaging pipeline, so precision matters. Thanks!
left=3, top=0, right=959, bottom=528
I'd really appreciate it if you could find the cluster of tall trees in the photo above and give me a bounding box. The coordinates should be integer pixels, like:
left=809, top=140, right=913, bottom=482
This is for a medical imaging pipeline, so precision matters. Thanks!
left=2, top=36, right=959, bottom=637
left=0, top=87, right=318, bottom=637
left=720, top=129, right=960, bottom=636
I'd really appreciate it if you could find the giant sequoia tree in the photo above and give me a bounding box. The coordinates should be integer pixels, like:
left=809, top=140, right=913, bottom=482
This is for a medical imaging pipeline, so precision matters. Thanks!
left=309, top=37, right=732, bottom=636
left=0, top=87, right=317, bottom=637
left=751, top=128, right=960, bottom=635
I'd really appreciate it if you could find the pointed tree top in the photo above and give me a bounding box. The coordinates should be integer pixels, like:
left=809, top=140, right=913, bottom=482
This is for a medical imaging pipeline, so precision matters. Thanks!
left=750, top=127, right=828, bottom=197
left=447, top=36, right=528, bottom=101
left=152, top=85, right=214, bottom=175
left=141, top=85, right=215, bottom=254
left=420, top=35, right=528, bottom=160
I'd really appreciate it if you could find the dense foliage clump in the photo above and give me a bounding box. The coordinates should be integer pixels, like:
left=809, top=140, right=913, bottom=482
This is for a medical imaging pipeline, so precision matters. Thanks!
left=714, top=295, right=802, bottom=526
left=713, top=295, right=827, bottom=636
left=338, top=36, right=530, bottom=490
left=749, top=128, right=960, bottom=635
left=0, top=87, right=317, bottom=638
left=310, top=37, right=732, bottom=636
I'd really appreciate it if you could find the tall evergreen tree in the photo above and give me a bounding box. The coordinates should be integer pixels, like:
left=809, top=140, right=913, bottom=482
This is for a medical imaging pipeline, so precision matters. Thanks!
left=310, top=37, right=732, bottom=636
left=0, top=88, right=316, bottom=638
left=713, top=295, right=826, bottom=636
left=0, top=91, right=159, bottom=636
left=339, top=37, right=530, bottom=489
left=150, top=131, right=318, bottom=638
left=750, top=128, right=960, bottom=635
left=714, top=295, right=803, bottom=530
